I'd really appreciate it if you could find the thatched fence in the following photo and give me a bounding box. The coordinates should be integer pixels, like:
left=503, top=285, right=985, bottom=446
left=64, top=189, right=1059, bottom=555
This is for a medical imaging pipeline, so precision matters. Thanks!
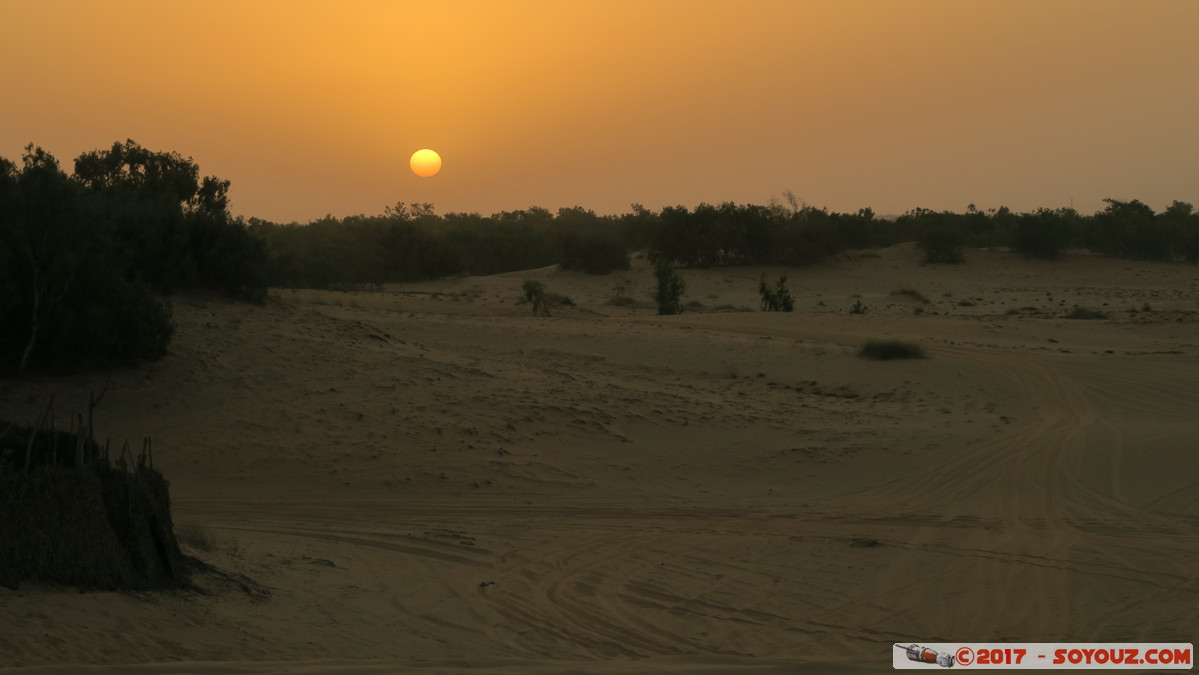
left=0, top=396, right=186, bottom=590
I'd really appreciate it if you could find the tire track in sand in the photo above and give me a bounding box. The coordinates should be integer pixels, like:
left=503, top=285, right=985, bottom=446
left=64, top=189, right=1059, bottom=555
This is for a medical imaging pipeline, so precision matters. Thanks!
left=646, top=317, right=1199, bottom=645
left=168, top=317, right=1197, bottom=662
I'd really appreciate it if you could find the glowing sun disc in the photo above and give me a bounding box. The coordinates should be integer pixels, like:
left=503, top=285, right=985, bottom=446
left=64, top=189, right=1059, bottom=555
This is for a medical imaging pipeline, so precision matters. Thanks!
left=410, top=149, right=442, bottom=177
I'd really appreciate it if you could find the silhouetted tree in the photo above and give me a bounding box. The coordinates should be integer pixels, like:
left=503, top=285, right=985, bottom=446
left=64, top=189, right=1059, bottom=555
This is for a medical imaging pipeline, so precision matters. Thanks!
left=0, top=145, right=175, bottom=375
left=1160, top=201, right=1199, bottom=263
left=619, top=203, right=661, bottom=250
left=74, top=139, right=266, bottom=300
left=1012, top=208, right=1076, bottom=260
left=1091, top=198, right=1164, bottom=259
left=3, top=147, right=88, bottom=373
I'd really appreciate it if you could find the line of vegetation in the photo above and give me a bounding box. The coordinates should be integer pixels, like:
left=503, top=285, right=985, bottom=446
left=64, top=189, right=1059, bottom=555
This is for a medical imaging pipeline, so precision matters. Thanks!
left=250, top=202, right=635, bottom=289
left=251, top=195, right=1199, bottom=292
left=7, top=140, right=1199, bottom=374
left=647, top=199, right=1199, bottom=268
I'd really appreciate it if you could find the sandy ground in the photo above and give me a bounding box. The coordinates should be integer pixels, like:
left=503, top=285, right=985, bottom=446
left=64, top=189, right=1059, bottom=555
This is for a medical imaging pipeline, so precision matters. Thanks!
left=1, top=244, right=1197, bottom=673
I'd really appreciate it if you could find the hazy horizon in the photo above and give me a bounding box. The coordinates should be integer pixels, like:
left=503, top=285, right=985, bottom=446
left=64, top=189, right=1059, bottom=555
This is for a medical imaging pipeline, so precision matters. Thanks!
left=4, top=0, right=1197, bottom=223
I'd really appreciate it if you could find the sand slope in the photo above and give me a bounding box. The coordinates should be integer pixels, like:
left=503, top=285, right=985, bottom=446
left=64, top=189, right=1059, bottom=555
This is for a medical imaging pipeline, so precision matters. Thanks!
left=2, top=245, right=1197, bottom=673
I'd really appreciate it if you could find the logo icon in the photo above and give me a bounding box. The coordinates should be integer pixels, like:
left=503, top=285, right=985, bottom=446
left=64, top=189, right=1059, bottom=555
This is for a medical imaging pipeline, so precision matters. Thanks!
left=896, top=643, right=957, bottom=668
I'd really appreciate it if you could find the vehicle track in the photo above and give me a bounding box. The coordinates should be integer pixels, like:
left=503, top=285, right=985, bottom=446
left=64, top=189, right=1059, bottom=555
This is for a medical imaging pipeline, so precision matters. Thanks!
left=173, top=320, right=1198, bottom=660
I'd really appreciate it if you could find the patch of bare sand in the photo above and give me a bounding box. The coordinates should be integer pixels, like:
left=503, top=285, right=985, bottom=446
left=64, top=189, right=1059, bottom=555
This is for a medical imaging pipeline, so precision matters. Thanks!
left=1, top=245, right=1197, bottom=673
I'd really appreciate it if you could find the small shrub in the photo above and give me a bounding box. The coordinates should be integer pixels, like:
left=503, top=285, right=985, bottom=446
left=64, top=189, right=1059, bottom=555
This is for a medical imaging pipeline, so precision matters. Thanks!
left=175, top=523, right=216, bottom=552
left=918, top=227, right=965, bottom=264
left=759, top=275, right=794, bottom=311
left=654, top=259, right=686, bottom=316
left=545, top=291, right=573, bottom=307
left=849, top=299, right=868, bottom=314
left=522, top=280, right=551, bottom=316
left=858, top=340, right=927, bottom=360
left=610, top=278, right=636, bottom=313
left=892, top=288, right=929, bottom=303
left=1063, top=306, right=1108, bottom=320
left=957, top=300, right=976, bottom=307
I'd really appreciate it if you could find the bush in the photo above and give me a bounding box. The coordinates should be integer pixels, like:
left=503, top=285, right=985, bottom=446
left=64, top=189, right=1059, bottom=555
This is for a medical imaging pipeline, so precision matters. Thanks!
left=918, top=227, right=965, bottom=264
left=610, top=278, right=636, bottom=311
left=522, top=280, right=551, bottom=316
left=1091, top=199, right=1169, bottom=260
left=1012, top=209, right=1074, bottom=260
left=654, top=258, right=686, bottom=315
left=189, top=215, right=269, bottom=302
left=1063, top=306, right=1108, bottom=320
left=546, top=292, right=573, bottom=306
left=858, top=340, right=926, bottom=360
left=175, top=523, right=216, bottom=552
left=892, top=288, right=929, bottom=303
left=759, top=275, right=795, bottom=311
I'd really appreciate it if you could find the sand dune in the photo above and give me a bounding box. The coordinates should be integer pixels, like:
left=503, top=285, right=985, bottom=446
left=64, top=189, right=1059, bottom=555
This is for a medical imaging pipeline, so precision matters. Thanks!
left=2, top=244, right=1197, bottom=673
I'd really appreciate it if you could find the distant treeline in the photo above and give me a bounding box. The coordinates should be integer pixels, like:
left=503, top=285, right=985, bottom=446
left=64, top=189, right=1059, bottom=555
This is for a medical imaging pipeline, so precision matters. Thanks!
left=0, top=141, right=266, bottom=375
left=249, top=203, right=640, bottom=288
left=5, top=139, right=1199, bottom=375
left=255, top=196, right=1199, bottom=290
left=889, top=201, right=1199, bottom=265
left=649, top=198, right=1199, bottom=267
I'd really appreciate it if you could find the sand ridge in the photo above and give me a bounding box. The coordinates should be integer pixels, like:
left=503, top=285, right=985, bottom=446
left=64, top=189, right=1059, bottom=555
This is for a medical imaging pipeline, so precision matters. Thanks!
left=1, top=245, right=1196, bottom=672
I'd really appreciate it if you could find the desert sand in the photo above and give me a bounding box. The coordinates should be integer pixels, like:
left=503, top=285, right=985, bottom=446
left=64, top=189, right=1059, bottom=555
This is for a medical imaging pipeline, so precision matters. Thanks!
left=1, top=243, right=1197, bottom=673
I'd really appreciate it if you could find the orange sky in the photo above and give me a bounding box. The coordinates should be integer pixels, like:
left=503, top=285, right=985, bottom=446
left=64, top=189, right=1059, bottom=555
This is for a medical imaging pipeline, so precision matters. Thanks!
left=3, top=0, right=1197, bottom=222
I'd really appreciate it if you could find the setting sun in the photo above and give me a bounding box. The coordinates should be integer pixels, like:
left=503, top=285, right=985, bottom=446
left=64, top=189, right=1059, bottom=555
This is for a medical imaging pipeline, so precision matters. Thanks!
left=3, top=2, right=1199, bottom=670
left=409, top=149, right=442, bottom=178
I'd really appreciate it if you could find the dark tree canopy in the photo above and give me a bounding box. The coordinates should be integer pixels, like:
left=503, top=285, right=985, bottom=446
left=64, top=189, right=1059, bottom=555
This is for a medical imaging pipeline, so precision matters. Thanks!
left=0, top=141, right=265, bottom=375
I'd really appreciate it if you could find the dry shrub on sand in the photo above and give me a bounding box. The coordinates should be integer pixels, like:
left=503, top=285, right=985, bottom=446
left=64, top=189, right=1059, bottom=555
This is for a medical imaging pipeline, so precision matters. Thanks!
left=858, top=340, right=927, bottom=360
